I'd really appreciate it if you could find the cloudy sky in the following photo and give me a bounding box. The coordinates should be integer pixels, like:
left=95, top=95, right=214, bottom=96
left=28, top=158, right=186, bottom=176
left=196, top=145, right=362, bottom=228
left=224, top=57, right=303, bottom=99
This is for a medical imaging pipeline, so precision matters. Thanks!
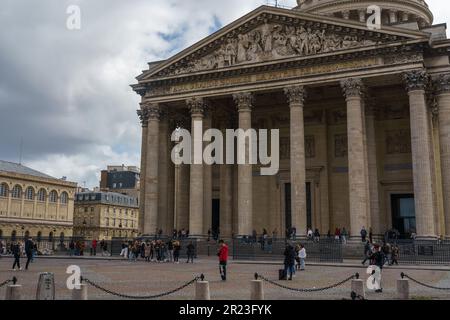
left=0, top=0, right=449, bottom=188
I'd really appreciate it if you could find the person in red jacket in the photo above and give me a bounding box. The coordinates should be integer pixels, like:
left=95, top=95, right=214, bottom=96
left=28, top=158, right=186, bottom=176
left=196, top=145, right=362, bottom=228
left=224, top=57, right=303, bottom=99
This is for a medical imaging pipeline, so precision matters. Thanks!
left=218, top=240, right=229, bottom=281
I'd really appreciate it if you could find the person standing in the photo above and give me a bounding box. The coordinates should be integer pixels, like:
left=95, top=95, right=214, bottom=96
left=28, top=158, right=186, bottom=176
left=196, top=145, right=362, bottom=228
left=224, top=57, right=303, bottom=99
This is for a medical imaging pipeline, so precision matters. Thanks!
left=362, top=240, right=372, bottom=265
left=341, top=227, right=348, bottom=245
left=298, top=244, right=307, bottom=271
left=173, top=241, right=180, bottom=264
left=360, top=227, right=368, bottom=243
left=11, top=241, right=22, bottom=271
left=25, top=237, right=34, bottom=270
left=369, top=244, right=385, bottom=293
left=167, top=240, right=174, bottom=262
left=186, top=241, right=195, bottom=263
left=283, top=244, right=296, bottom=280
left=91, top=239, right=97, bottom=256
left=369, top=228, right=373, bottom=244
left=218, top=240, right=229, bottom=281
left=144, top=242, right=151, bottom=262
left=69, top=240, right=75, bottom=256
left=391, top=245, right=399, bottom=265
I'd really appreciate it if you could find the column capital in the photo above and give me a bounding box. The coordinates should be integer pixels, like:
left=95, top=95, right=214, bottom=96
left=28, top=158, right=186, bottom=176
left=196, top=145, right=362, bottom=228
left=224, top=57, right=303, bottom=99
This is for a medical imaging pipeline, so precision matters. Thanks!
left=137, top=106, right=149, bottom=128
left=233, top=92, right=254, bottom=112
left=341, top=78, right=364, bottom=99
left=284, top=85, right=307, bottom=106
left=186, top=97, right=206, bottom=117
left=403, top=70, right=429, bottom=92
left=434, top=73, right=450, bottom=94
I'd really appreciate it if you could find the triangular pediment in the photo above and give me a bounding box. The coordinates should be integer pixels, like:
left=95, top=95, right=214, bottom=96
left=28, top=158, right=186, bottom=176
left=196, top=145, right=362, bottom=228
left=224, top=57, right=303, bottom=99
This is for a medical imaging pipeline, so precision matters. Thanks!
left=138, top=6, right=429, bottom=81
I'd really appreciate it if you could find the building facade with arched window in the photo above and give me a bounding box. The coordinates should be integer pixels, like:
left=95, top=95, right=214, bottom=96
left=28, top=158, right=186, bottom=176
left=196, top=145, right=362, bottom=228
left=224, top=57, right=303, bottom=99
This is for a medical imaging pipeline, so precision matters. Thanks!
left=0, top=160, right=77, bottom=238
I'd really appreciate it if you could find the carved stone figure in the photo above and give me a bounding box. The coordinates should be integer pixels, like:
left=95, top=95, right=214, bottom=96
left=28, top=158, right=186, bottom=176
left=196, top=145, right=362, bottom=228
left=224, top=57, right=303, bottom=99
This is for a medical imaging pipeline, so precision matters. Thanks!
left=166, top=22, right=378, bottom=76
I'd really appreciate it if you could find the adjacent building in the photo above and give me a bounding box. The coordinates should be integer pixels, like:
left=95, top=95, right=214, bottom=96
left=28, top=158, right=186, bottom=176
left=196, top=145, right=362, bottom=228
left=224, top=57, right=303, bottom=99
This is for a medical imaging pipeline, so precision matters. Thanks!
left=133, top=1, right=450, bottom=239
left=100, top=165, right=140, bottom=201
left=0, top=160, right=76, bottom=240
left=73, top=191, right=139, bottom=240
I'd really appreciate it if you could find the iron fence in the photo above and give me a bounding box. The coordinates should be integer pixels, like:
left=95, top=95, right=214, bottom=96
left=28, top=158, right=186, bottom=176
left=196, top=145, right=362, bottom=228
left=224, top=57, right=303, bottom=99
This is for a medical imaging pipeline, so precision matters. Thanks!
left=232, top=238, right=343, bottom=263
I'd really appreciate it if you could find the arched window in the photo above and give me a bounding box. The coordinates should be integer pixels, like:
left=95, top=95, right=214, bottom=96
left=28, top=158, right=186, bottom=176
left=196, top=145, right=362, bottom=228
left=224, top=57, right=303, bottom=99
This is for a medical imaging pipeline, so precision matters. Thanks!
left=60, top=192, right=68, bottom=204
left=48, top=232, right=54, bottom=242
left=59, top=232, right=65, bottom=242
left=24, top=230, right=30, bottom=239
left=37, top=231, right=42, bottom=242
left=37, top=189, right=46, bottom=202
left=25, top=187, right=34, bottom=200
left=0, top=183, right=8, bottom=197
left=49, top=190, right=58, bottom=203
left=0, top=229, right=3, bottom=239
left=11, top=185, right=22, bottom=199
left=11, top=230, right=17, bottom=241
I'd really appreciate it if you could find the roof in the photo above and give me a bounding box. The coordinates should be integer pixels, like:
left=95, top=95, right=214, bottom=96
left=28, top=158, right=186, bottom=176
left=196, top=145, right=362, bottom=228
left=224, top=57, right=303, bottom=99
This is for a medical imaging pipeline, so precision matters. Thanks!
left=0, top=160, right=55, bottom=180
left=75, top=191, right=139, bottom=208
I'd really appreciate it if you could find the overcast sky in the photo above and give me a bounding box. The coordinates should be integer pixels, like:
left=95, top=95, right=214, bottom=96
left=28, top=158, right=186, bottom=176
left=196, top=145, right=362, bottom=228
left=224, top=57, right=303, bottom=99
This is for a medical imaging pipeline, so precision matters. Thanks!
left=0, top=0, right=449, bottom=188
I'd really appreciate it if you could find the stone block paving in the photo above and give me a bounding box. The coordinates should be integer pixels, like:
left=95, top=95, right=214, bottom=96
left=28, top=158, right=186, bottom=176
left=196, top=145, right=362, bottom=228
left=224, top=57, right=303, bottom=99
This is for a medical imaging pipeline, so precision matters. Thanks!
left=0, top=256, right=449, bottom=300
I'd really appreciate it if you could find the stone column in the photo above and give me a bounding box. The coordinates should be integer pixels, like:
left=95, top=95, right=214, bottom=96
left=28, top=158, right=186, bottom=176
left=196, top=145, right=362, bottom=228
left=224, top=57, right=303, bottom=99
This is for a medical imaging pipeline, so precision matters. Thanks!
left=403, top=70, right=436, bottom=239
left=220, top=121, right=234, bottom=238
left=137, top=106, right=149, bottom=234
left=435, top=74, right=450, bottom=238
left=366, top=101, right=381, bottom=236
left=203, top=113, right=213, bottom=235
left=167, top=121, right=176, bottom=235
left=187, top=97, right=205, bottom=236
left=158, top=110, right=169, bottom=234
left=284, top=86, right=307, bottom=237
left=174, top=141, right=190, bottom=231
left=233, top=92, right=254, bottom=236
left=341, top=78, right=369, bottom=238
left=143, top=103, right=161, bottom=235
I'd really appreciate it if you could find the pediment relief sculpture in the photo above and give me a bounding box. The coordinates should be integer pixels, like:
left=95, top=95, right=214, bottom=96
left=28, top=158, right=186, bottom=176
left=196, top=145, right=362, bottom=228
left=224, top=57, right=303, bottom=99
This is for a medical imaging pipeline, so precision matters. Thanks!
left=163, top=22, right=379, bottom=77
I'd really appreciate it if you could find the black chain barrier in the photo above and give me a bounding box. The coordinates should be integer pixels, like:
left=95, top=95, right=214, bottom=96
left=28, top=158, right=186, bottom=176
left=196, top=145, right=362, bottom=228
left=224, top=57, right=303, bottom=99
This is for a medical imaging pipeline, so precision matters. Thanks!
left=401, top=273, right=450, bottom=291
left=255, top=272, right=359, bottom=293
left=0, top=277, right=17, bottom=288
left=81, top=274, right=203, bottom=300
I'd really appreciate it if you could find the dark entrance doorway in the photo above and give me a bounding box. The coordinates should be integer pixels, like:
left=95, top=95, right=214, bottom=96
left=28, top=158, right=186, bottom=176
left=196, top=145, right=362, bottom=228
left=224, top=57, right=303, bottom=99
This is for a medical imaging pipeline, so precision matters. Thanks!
left=212, top=199, right=220, bottom=237
left=391, top=194, right=416, bottom=238
left=285, top=182, right=313, bottom=233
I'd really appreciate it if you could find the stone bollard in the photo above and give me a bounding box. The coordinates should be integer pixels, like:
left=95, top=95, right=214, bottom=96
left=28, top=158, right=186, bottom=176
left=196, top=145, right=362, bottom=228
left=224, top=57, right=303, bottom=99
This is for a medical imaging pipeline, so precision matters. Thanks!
left=397, top=279, right=409, bottom=300
left=5, top=285, right=22, bottom=300
left=351, top=279, right=365, bottom=299
left=250, top=280, right=264, bottom=300
left=72, top=284, right=88, bottom=300
left=195, top=281, right=210, bottom=300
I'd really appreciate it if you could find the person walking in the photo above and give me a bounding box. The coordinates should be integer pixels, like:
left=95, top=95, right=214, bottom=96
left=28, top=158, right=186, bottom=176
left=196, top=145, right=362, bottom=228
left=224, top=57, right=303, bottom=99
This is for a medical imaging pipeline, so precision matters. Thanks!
left=218, top=240, right=229, bottom=281
left=11, top=241, right=22, bottom=271
left=313, top=229, right=320, bottom=243
left=362, top=240, right=372, bottom=265
left=391, top=245, right=399, bottom=265
left=298, top=244, right=307, bottom=271
left=369, top=244, right=385, bottom=293
left=25, top=237, right=34, bottom=270
left=186, top=241, right=195, bottom=263
left=283, top=244, right=296, bottom=280
left=341, top=227, right=348, bottom=244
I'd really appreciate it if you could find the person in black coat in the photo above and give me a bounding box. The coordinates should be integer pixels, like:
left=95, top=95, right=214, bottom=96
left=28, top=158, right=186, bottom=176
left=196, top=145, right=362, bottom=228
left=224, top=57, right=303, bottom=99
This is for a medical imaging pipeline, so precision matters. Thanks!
left=369, top=245, right=385, bottom=293
left=11, top=242, right=22, bottom=271
left=25, top=238, right=34, bottom=270
left=186, top=242, right=195, bottom=263
left=283, top=244, right=296, bottom=280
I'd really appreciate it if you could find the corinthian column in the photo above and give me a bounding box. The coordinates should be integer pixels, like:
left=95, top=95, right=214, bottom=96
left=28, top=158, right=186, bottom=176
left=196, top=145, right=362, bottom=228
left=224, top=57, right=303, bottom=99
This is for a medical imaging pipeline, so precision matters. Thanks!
left=435, top=74, right=450, bottom=238
left=187, top=97, right=205, bottom=236
left=233, top=92, right=254, bottom=236
left=158, top=109, right=169, bottom=234
left=203, top=112, right=212, bottom=235
left=137, top=105, right=149, bottom=234
left=403, top=70, right=436, bottom=239
left=284, top=86, right=307, bottom=237
left=341, top=78, right=369, bottom=238
left=143, top=103, right=161, bottom=234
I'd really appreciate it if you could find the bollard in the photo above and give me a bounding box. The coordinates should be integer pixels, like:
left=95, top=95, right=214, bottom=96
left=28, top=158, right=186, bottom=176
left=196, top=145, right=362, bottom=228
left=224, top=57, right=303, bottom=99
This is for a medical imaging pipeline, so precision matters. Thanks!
left=5, top=280, right=22, bottom=300
left=71, top=284, right=88, bottom=300
left=250, top=280, right=264, bottom=300
left=351, top=279, right=365, bottom=299
left=397, top=279, right=409, bottom=300
left=195, top=280, right=210, bottom=300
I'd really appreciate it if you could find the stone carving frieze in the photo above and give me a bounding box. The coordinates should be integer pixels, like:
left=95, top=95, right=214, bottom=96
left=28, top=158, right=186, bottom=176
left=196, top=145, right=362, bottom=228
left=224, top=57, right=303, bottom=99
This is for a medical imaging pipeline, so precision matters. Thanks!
left=386, top=129, right=411, bottom=154
left=378, top=104, right=410, bottom=120
left=165, top=23, right=378, bottom=76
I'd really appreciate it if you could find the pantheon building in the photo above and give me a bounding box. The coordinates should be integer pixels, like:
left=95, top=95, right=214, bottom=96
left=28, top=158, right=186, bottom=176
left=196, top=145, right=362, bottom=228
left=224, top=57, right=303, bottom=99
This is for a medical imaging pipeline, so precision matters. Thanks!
left=133, top=0, right=450, bottom=240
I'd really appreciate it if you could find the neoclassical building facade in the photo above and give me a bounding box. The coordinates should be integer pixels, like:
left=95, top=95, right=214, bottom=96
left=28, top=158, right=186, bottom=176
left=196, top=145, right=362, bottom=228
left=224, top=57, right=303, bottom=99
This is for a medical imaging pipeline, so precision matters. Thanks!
left=0, top=160, right=76, bottom=239
left=133, top=1, right=450, bottom=239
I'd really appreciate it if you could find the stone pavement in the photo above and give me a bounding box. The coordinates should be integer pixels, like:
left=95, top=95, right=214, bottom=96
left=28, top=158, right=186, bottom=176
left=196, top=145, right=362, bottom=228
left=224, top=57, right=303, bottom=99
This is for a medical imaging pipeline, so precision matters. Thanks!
left=0, top=256, right=449, bottom=300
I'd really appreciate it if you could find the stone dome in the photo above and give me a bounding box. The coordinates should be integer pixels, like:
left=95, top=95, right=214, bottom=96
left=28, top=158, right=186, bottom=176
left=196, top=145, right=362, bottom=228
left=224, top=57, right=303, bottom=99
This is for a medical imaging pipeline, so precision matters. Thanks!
left=295, top=0, right=433, bottom=27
